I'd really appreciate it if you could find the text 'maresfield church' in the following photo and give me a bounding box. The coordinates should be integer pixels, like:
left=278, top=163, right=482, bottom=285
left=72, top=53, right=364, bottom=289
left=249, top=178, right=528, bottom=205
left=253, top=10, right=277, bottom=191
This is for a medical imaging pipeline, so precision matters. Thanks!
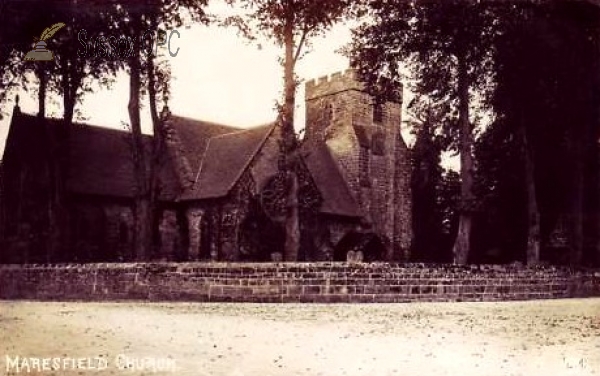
left=0, top=70, right=413, bottom=263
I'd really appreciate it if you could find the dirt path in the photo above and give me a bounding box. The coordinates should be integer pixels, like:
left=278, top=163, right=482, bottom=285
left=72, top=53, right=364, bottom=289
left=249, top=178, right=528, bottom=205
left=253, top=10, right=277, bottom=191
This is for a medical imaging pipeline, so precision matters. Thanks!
left=0, top=299, right=599, bottom=376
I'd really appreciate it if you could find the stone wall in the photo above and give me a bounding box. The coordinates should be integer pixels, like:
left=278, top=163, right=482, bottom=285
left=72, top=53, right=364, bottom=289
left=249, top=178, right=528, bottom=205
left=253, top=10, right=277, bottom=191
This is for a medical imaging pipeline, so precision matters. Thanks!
left=1, top=263, right=598, bottom=303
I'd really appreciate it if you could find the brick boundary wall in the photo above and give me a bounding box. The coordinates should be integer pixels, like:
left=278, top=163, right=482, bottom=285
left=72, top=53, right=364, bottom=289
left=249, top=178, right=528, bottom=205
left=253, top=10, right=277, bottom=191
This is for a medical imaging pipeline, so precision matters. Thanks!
left=0, top=263, right=599, bottom=303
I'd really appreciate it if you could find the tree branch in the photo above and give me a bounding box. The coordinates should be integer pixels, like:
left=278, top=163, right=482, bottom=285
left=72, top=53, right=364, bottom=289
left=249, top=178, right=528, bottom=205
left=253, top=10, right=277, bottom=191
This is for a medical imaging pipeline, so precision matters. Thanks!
left=293, top=24, right=310, bottom=65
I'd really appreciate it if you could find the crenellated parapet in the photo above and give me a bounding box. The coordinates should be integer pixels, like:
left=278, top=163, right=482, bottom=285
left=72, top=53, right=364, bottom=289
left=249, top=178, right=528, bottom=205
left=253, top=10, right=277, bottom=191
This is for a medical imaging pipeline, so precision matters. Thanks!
left=305, top=69, right=364, bottom=101
left=305, top=69, right=403, bottom=104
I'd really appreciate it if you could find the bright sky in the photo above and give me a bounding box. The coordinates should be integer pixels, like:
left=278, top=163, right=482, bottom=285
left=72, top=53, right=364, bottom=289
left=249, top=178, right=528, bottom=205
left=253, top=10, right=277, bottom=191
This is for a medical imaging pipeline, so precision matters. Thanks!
left=0, top=5, right=356, bottom=156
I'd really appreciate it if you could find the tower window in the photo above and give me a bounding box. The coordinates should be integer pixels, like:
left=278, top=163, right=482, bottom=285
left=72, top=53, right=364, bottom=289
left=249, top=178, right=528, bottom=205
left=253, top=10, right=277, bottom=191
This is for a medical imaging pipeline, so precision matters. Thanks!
left=373, top=103, right=383, bottom=124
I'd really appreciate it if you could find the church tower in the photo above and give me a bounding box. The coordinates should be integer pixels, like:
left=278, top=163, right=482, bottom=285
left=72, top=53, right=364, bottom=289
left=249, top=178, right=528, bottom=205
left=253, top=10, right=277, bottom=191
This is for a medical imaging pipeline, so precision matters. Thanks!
left=304, top=69, right=412, bottom=260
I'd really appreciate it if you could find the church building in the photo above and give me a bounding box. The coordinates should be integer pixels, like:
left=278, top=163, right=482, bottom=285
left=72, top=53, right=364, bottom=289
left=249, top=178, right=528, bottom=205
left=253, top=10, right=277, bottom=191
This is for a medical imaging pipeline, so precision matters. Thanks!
left=0, top=70, right=412, bottom=263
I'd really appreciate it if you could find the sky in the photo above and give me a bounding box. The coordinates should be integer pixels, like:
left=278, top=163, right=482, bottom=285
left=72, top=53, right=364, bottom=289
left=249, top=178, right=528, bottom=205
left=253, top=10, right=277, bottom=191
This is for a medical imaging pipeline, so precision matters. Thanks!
left=0, top=4, right=464, bottom=169
left=0, top=4, right=362, bottom=156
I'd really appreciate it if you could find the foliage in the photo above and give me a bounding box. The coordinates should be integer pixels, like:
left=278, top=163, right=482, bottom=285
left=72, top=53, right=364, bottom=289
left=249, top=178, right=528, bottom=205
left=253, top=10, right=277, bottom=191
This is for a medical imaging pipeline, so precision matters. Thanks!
left=349, top=0, right=497, bottom=117
left=472, top=118, right=527, bottom=263
left=110, top=0, right=210, bottom=261
left=233, top=0, right=355, bottom=44
left=489, top=1, right=600, bottom=265
left=410, top=105, right=444, bottom=262
left=349, top=0, right=501, bottom=263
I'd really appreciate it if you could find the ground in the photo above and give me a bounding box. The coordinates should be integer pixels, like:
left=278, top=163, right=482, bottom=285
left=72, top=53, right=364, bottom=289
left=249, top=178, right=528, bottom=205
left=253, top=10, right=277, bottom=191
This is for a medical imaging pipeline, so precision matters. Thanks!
left=0, top=299, right=599, bottom=376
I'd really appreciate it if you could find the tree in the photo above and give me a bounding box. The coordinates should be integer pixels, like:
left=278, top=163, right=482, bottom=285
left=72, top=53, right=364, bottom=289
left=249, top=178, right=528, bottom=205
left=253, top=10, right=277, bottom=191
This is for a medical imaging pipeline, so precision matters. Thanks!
left=349, top=0, right=499, bottom=264
left=410, top=110, right=443, bottom=262
left=229, top=0, right=357, bottom=261
left=115, top=0, right=208, bottom=260
left=2, top=1, right=121, bottom=121
left=0, top=1, right=38, bottom=118
left=0, top=0, right=126, bottom=261
left=486, top=4, right=544, bottom=265
left=2, top=0, right=207, bottom=261
left=491, top=1, right=600, bottom=266
left=473, top=116, right=529, bottom=264
left=437, top=169, right=461, bottom=262
left=143, top=0, right=206, bottom=260
left=46, top=1, right=125, bottom=261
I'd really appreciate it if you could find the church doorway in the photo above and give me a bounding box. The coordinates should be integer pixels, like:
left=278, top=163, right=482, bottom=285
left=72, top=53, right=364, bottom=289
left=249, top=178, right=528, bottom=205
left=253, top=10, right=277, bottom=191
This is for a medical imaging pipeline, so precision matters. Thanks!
left=333, top=231, right=386, bottom=262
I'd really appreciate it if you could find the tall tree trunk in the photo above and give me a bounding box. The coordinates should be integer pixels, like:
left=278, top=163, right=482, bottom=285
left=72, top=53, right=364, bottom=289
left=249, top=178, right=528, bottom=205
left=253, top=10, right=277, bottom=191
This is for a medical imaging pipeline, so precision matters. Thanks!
left=519, top=124, right=540, bottom=265
left=63, top=77, right=76, bottom=125
left=147, top=31, right=163, bottom=260
left=58, top=60, right=80, bottom=261
left=452, top=49, right=474, bottom=265
left=38, top=66, right=58, bottom=263
left=38, top=67, right=46, bottom=119
left=128, top=17, right=151, bottom=261
left=282, top=16, right=299, bottom=262
left=595, top=30, right=600, bottom=268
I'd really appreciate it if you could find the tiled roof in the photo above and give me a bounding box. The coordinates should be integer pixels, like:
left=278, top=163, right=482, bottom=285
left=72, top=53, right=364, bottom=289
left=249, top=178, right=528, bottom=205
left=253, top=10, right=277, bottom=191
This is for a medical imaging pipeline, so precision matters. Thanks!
left=302, top=142, right=361, bottom=217
left=5, top=111, right=362, bottom=218
left=180, top=124, right=274, bottom=200
left=167, top=116, right=240, bottom=174
left=9, top=112, right=180, bottom=200
left=67, top=121, right=145, bottom=198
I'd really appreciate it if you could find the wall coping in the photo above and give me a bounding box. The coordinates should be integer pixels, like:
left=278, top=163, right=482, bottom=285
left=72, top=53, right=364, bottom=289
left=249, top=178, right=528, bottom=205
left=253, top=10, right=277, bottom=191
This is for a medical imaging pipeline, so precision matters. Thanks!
left=0, top=262, right=597, bottom=273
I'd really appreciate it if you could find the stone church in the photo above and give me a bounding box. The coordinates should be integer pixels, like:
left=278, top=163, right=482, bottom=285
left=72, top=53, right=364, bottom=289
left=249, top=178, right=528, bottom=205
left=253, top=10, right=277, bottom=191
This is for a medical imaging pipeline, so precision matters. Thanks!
left=0, top=69, right=412, bottom=263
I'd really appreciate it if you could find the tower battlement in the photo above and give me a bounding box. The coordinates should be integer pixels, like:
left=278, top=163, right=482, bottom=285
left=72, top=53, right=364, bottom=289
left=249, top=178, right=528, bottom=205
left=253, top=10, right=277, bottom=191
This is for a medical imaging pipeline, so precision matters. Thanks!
left=305, top=69, right=364, bottom=101
left=305, top=69, right=403, bottom=104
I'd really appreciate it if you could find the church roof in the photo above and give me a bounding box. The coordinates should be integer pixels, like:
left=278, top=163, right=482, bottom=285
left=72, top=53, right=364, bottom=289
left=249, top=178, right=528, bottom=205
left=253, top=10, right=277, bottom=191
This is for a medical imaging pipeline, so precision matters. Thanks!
left=178, top=122, right=361, bottom=218
left=68, top=120, right=164, bottom=198
left=6, top=112, right=181, bottom=200
left=4, top=109, right=361, bottom=218
left=302, top=143, right=361, bottom=218
left=167, top=115, right=241, bottom=174
left=180, top=124, right=274, bottom=200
